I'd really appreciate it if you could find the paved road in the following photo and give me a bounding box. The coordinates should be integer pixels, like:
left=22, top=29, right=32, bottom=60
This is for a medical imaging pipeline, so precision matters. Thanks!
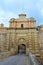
left=0, top=54, right=30, bottom=65
left=0, top=54, right=43, bottom=65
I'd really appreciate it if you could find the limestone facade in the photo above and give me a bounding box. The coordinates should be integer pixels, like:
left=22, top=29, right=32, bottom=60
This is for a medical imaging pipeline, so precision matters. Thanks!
left=0, top=14, right=42, bottom=57
left=38, top=25, right=43, bottom=60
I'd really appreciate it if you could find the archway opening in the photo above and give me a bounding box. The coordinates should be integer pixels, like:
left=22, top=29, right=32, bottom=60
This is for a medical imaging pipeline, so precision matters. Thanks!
left=18, top=44, right=26, bottom=54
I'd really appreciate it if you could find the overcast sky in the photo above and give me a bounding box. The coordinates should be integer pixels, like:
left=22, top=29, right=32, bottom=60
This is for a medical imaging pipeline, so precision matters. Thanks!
left=0, top=0, right=43, bottom=27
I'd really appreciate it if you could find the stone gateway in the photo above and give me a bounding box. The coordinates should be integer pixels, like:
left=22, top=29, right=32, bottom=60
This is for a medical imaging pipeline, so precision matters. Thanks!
left=0, top=14, right=41, bottom=57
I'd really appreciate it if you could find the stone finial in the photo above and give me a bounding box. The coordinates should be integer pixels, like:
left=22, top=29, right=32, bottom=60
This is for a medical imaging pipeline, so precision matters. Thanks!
left=9, top=18, right=15, bottom=22
left=19, top=13, right=26, bottom=18
left=0, top=23, right=4, bottom=27
left=29, top=17, right=36, bottom=22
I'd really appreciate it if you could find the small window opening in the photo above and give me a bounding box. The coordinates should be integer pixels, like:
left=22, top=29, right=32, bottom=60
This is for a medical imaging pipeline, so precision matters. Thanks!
left=21, top=24, right=23, bottom=28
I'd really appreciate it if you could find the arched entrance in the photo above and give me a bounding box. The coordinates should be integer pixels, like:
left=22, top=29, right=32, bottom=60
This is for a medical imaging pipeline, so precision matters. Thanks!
left=18, top=44, right=26, bottom=54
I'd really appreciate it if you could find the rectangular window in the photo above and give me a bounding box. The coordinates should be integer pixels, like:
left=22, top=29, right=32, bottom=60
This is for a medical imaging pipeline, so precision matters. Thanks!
left=21, top=24, right=23, bottom=28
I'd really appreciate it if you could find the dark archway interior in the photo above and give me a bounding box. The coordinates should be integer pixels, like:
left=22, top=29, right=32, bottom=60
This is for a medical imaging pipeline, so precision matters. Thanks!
left=18, top=44, right=26, bottom=54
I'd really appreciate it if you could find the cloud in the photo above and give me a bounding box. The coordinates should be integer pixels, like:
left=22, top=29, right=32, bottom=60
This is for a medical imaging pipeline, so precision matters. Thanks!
left=0, top=0, right=43, bottom=26
left=3, top=0, right=14, bottom=4
left=40, top=9, right=43, bottom=15
left=36, top=0, right=43, bottom=18
left=0, top=12, right=17, bottom=27
left=0, top=8, right=5, bottom=16
left=36, top=0, right=43, bottom=13
left=3, top=0, right=25, bottom=5
left=0, top=7, right=18, bottom=27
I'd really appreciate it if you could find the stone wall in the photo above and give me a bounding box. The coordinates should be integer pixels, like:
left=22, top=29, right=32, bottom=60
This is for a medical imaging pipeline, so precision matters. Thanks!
left=0, top=52, right=10, bottom=60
